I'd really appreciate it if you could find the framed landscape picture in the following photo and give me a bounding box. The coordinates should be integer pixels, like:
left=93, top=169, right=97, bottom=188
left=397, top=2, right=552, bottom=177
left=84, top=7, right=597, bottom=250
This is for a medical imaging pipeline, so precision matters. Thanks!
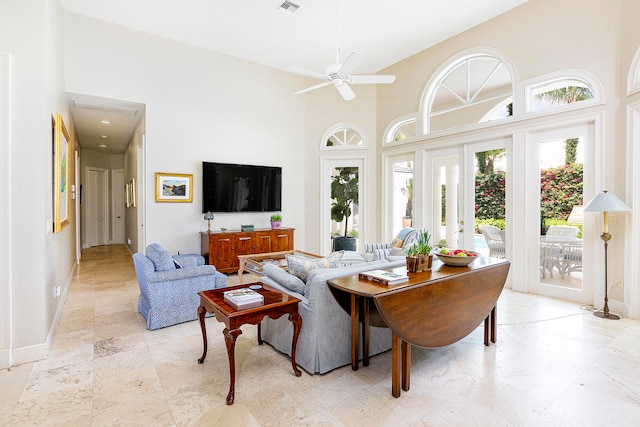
left=155, top=172, right=193, bottom=202
left=54, top=113, right=70, bottom=232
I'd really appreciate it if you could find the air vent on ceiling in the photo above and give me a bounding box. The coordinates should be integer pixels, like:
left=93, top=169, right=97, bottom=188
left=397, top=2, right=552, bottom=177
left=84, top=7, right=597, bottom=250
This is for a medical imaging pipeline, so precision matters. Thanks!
left=70, top=100, right=139, bottom=116
left=277, top=0, right=300, bottom=13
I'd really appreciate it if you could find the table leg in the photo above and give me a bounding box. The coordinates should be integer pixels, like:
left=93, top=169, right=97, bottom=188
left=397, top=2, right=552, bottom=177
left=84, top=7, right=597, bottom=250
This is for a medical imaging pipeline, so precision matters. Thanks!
left=223, top=327, right=242, bottom=405
left=362, top=298, right=370, bottom=367
left=401, top=340, right=410, bottom=392
left=351, top=294, right=359, bottom=371
left=238, top=259, right=245, bottom=284
left=257, top=322, right=263, bottom=345
left=391, top=331, right=401, bottom=398
left=197, top=305, right=208, bottom=364
left=289, top=312, right=302, bottom=377
left=491, top=305, right=497, bottom=344
left=484, top=314, right=490, bottom=346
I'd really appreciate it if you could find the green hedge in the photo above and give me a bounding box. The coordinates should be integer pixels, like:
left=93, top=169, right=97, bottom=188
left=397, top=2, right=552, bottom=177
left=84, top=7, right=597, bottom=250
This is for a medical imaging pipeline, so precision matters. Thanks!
left=474, top=163, right=582, bottom=230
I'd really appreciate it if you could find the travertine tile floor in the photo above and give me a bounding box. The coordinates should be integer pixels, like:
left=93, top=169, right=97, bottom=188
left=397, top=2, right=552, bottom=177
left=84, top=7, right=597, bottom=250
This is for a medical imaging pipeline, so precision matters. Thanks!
left=2, top=244, right=639, bottom=426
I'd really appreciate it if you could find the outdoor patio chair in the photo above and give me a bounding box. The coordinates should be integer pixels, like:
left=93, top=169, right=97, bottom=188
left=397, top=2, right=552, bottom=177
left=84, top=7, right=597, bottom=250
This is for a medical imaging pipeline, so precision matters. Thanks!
left=544, top=225, right=580, bottom=241
left=479, top=225, right=506, bottom=259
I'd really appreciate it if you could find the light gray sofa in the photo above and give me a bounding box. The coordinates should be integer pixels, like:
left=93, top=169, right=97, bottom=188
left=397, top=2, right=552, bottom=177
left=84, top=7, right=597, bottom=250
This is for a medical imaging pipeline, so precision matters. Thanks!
left=259, top=258, right=406, bottom=374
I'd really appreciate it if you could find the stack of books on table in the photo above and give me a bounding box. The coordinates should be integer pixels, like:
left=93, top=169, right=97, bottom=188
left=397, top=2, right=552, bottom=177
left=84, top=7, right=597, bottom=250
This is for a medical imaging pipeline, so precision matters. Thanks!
left=223, top=288, right=264, bottom=310
left=358, top=269, right=409, bottom=286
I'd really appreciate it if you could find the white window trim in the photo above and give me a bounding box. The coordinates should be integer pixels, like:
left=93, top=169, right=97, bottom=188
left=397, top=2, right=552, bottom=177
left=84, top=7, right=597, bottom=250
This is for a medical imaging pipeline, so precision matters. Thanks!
left=320, top=122, right=368, bottom=151
left=523, top=69, right=603, bottom=113
left=627, top=47, right=640, bottom=96
left=419, top=47, right=518, bottom=135
left=382, top=113, right=420, bottom=146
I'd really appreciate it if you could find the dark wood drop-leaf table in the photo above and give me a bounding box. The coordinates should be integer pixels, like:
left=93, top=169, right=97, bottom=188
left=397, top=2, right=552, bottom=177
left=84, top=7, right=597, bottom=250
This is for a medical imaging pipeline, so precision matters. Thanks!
left=197, top=284, right=302, bottom=405
left=328, top=257, right=510, bottom=398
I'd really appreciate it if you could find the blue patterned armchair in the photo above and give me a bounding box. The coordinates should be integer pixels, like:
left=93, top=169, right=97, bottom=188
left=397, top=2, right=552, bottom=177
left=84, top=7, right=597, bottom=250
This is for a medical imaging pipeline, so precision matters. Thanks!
left=133, top=243, right=228, bottom=330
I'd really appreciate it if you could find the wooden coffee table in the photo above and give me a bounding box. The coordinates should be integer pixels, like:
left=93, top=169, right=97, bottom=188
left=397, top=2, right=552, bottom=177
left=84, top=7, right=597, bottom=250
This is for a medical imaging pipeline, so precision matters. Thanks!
left=197, top=284, right=302, bottom=405
left=237, top=249, right=322, bottom=283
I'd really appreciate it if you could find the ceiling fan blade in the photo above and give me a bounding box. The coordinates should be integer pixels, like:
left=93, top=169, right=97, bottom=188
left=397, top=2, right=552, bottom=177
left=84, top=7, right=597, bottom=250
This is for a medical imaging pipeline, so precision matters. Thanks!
left=293, top=80, right=333, bottom=95
left=335, top=82, right=356, bottom=101
left=287, top=66, right=328, bottom=80
left=349, top=74, right=396, bottom=85
left=338, top=52, right=366, bottom=76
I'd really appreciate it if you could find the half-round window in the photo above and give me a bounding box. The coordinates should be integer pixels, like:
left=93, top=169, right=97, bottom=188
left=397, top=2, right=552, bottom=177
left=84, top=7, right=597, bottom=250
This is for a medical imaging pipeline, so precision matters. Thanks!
left=384, top=116, right=418, bottom=145
left=422, top=51, right=515, bottom=134
left=529, top=78, right=595, bottom=112
left=321, top=123, right=367, bottom=150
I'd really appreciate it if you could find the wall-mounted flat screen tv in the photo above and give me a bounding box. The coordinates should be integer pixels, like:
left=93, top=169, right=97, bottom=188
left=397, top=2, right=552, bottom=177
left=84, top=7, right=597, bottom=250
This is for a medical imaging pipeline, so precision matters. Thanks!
left=202, top=161, right=282, bottom=213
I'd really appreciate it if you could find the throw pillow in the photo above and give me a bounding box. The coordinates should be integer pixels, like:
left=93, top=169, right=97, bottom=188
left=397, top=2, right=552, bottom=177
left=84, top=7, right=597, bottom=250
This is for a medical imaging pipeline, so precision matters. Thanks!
left=396, top=227, right=415, bottom=241
left=145, top=243, right=175, bottom=271
left=390, top=237, right=403, bottom=248
left=286, top=251, right=344, bottom=282
left=263, top=263, right=305, bottom=294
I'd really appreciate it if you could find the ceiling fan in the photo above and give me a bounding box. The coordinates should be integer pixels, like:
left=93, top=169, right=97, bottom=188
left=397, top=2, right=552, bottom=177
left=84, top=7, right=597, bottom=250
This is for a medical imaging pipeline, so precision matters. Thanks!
left=289, top=51, right=396, bottom=101
left=288, top=1, right=396, bottom=101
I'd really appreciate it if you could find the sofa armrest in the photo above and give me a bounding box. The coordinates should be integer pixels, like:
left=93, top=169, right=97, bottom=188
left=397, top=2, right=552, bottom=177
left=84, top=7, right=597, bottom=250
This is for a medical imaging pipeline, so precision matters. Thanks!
left=260, top=276, right=308, bottom=304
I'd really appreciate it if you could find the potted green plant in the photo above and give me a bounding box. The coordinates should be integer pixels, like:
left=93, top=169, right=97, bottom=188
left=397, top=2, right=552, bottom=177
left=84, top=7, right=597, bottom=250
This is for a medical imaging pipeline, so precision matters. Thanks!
left=330, top=167, right=359, bottom=251
left=405, top=229, right=433, bottom=272
left=270, top=213, right=282, bottom=229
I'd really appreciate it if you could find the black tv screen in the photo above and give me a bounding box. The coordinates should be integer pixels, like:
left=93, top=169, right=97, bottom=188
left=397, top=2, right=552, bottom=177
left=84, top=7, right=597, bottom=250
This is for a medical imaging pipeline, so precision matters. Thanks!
left=202, top=161, right=282, bottom=213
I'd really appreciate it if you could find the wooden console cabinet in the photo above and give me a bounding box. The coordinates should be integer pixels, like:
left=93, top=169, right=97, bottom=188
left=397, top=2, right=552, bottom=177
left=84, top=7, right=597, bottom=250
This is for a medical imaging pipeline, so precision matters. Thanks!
left=200, top=228, right=294, bottom=273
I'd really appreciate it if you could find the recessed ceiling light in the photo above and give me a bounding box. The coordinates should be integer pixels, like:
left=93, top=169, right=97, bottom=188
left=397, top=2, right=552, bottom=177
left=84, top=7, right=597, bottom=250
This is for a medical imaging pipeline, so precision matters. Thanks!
left=99, top=144, right=107, bottom=148
left=101, top=135, right=108, bottom=138
left=101, top=120, right=111, bottom=124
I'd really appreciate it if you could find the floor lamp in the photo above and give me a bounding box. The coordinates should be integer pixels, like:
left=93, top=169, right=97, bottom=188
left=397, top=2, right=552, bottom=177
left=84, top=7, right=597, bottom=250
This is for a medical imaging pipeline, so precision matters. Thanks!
left=583, top=190, right=631, bottom=319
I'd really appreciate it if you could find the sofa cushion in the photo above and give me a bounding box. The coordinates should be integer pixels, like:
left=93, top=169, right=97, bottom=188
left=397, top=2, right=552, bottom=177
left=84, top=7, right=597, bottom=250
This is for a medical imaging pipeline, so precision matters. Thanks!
left=145, top=243, right=175, bottom=272
left=340, top=251, right=367, bottom=267
left=263, top=263, right=306, bottom=294
left=286, top=251, right=344, bottom=282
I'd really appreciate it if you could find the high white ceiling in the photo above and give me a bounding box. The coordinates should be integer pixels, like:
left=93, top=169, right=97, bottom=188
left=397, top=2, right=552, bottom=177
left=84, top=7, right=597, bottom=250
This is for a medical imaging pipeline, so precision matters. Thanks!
left=60, top=0, right=529, bottom=153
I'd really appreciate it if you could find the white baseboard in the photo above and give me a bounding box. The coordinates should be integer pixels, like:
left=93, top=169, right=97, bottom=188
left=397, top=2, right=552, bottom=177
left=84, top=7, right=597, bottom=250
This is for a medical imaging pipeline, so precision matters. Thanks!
left=11, top=343, right=47, bottom=366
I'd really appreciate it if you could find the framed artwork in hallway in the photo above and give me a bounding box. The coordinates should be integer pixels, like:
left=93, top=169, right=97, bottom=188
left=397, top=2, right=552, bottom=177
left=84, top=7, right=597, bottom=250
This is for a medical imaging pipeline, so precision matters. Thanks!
left=53, top=113, right=70, bottom=232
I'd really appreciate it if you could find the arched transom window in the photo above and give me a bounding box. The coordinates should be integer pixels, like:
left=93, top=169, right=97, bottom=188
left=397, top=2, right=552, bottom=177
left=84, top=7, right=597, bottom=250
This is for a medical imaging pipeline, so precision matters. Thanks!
left=321, top=123, right=367, bottom=150
left=424, top=53, right=514, bottom=134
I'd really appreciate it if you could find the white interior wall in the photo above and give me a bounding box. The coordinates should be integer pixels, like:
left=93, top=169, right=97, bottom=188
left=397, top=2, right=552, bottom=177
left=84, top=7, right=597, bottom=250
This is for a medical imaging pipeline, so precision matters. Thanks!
left=64, top=12, right=308, bottom=256
left=0, top=0, right=75, bottom=367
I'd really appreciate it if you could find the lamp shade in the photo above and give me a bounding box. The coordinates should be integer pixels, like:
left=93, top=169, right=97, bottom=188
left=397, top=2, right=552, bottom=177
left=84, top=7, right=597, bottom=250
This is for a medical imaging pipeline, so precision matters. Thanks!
left=567, top=205, right=584, bottom=225
left=583, top=190, right=631, bottom=213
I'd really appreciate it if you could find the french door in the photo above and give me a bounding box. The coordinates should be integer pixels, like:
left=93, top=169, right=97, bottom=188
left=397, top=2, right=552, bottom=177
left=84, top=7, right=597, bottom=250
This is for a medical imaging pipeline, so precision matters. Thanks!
left=527, top=123, right=594, bottom=304
left=320, top=156, right=365, bottom=255
left=422, top=138, right=511, bottom=287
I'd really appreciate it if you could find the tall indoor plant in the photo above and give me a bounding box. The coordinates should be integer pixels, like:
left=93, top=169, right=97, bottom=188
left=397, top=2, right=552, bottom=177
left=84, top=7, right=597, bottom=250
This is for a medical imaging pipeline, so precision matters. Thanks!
left=330, top=166, right=359, bottom=251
